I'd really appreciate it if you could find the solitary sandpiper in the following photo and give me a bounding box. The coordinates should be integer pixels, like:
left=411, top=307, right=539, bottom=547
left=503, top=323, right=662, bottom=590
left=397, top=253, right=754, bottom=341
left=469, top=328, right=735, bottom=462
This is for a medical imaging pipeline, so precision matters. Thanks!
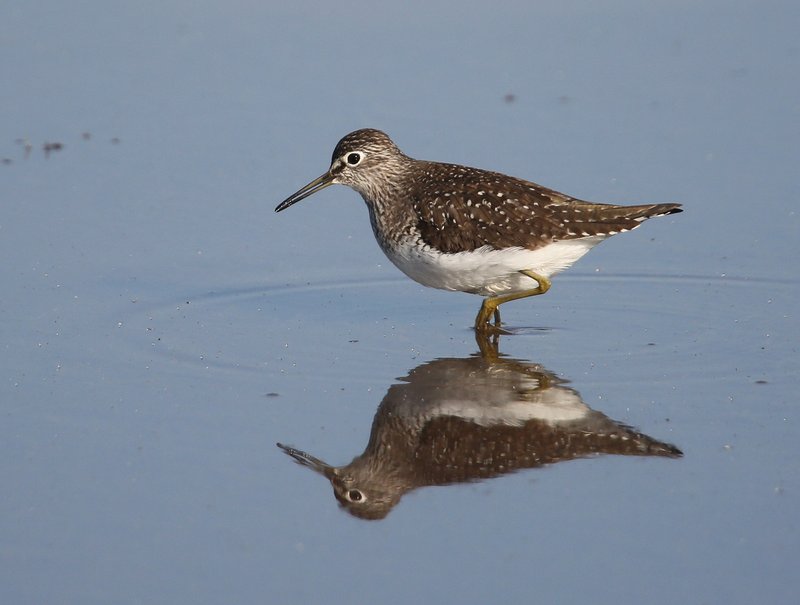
left=275, top=129, right=682, bottom=330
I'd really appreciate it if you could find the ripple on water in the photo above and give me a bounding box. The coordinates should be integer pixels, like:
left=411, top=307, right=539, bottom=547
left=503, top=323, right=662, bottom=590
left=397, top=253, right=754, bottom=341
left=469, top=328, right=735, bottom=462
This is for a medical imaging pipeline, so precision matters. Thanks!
left=119, top=273, right=798, bottom=384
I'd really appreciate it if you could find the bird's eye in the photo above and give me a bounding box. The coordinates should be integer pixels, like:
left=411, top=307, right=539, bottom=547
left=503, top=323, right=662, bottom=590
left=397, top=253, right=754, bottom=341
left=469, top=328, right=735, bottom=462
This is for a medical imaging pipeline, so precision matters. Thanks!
left=348, top=489, right=363, bottom=502
left=346, top=152, right=362, bottom=166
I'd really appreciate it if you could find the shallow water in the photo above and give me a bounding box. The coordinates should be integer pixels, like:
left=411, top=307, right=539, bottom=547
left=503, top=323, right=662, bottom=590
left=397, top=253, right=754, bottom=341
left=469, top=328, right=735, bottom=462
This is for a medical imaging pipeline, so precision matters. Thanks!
left=2, top=1, right=799, bottom=604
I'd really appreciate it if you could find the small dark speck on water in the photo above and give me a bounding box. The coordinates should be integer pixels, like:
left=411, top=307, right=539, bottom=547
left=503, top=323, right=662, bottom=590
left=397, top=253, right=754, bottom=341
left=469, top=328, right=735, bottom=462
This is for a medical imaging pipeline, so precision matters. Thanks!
left=265, top=392, right=280, bottom=398
left=111, top=137, right=121, bottom=144
left=2, top=158, right=11, bottom=165
left=349, top=339, right=359, bottom=343
left=43, top=141, right=64, bottom=158
left=755, top=380, right=768, bottom=384
left=82, top=132, right=92, bottom=140
left=503, top=93, right=516, bottom=103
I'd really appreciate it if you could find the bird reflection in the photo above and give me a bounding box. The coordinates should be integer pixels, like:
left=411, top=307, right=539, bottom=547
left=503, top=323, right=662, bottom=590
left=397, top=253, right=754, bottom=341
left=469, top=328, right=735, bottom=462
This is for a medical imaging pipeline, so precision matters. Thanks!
left=278, top=335, right=681, bottom=520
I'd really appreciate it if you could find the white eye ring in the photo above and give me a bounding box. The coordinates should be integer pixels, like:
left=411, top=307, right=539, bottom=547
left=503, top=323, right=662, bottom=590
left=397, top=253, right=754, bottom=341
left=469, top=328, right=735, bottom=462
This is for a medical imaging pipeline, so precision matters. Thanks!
left=344, top=151, right=364, bottom=166
left=347, top=489, right=365, bottom=502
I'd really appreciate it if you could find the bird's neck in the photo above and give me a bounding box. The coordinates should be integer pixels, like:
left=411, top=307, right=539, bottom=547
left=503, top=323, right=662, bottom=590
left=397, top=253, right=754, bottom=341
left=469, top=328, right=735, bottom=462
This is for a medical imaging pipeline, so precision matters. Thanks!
left=359, top=160, right=419, bottom=250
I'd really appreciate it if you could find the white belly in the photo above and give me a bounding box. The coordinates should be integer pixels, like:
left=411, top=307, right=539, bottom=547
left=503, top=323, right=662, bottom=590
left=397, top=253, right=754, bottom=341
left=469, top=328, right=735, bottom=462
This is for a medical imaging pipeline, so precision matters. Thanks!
left=427, top=381, right=590, bottom=427
left=385, top=236, right=607, bottom=296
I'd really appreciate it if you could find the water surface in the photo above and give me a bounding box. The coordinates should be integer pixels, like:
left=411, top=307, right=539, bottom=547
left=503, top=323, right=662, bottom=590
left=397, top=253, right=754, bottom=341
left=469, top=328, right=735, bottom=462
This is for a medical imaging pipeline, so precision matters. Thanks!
left=1, top=1, right=798, bottom=604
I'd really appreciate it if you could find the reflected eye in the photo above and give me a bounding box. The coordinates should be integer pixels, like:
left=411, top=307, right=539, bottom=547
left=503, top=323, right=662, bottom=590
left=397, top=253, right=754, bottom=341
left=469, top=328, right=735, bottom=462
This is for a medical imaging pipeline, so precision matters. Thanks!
left=346, top=152, right=362, bottom=166
left=348, top=489, right=363, bottom=502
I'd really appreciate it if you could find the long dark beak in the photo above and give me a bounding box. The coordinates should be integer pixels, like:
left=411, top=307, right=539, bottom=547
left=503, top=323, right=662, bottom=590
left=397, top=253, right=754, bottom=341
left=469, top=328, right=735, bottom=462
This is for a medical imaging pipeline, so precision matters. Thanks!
left=274, top=171, right=335, bottom=212
left=277, top=442, right=337, bottom=479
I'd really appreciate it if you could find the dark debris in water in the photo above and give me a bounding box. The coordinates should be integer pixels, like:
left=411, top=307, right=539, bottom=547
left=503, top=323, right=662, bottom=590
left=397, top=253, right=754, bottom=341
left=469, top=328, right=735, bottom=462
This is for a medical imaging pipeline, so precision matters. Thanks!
left=3, top=132, right=122, bottom=163
left=43, top=141, right=64, bottom=158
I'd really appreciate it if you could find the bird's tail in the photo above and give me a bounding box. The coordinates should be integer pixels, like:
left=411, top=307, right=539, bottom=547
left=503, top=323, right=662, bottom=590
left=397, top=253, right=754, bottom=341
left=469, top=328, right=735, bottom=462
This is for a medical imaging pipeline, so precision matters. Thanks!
left=565, top=201, right=682, bottom=236
left=616, top=202, right=683, bottom=223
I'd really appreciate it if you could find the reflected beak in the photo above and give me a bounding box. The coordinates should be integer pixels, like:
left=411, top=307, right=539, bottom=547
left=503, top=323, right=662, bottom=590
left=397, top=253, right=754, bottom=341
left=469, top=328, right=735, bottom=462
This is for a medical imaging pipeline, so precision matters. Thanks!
left=274, top=171, right=335, bottom=212
left=276, top=442, right=337, bottom=480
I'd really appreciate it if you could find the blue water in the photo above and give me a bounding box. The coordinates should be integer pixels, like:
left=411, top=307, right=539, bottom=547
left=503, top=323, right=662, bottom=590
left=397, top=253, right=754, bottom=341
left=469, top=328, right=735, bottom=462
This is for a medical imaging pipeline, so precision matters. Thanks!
left=2, top=1, right=798, bottom=603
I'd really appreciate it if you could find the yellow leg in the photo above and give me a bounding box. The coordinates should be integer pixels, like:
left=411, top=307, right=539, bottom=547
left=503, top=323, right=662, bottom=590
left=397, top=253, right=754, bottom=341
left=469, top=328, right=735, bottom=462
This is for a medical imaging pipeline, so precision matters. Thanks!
left=474, top=328, right=501, bottom=360
left=474, top=270, right=551, bottom=330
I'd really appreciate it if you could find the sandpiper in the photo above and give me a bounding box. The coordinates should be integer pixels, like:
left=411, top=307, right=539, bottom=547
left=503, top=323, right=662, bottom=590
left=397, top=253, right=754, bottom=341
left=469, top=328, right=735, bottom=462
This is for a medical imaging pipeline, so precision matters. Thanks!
left=276, top=129, right=681, bottom=330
